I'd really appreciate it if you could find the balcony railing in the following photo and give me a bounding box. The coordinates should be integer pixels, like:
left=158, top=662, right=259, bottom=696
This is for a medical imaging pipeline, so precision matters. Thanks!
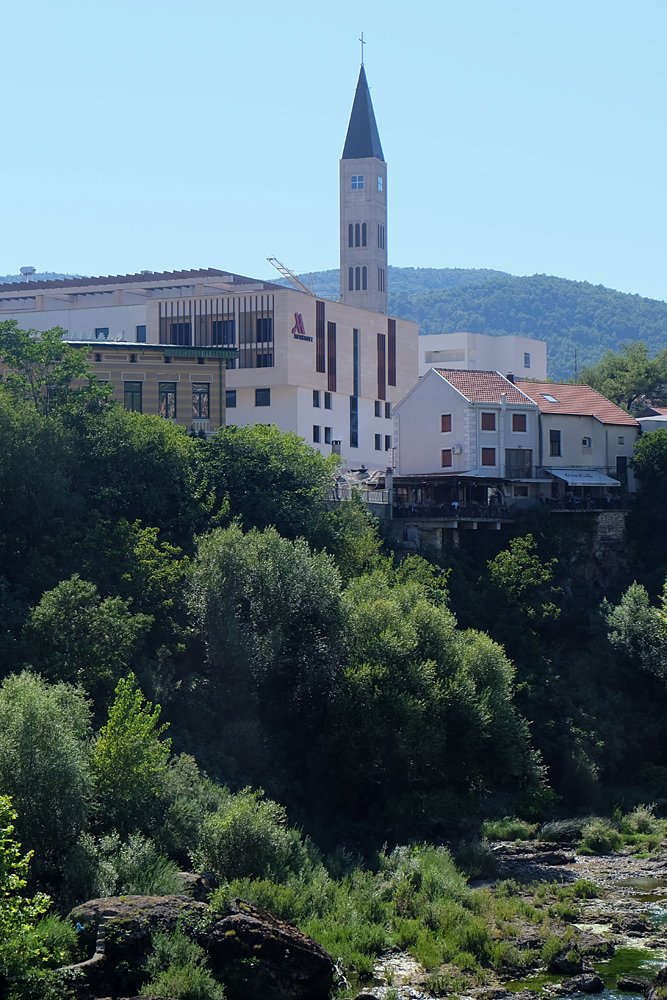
left=393, top=502, right=514, bottom=520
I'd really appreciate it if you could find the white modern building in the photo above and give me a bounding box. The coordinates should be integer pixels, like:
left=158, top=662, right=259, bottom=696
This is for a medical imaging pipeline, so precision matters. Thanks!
left=0, top=64, right=418, bottom=469
left=419, top=332, right=547, bottom=380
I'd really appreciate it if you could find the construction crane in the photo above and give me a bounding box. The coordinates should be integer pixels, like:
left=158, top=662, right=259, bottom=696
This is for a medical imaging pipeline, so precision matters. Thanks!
left=266, top=257, right=315, bottom=296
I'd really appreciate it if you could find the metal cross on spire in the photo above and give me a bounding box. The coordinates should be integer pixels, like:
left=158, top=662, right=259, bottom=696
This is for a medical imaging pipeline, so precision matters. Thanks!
left=359, top=31, right=365, bottom=66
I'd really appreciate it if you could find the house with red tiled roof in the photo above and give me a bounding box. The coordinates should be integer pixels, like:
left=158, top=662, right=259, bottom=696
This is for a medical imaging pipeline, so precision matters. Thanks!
left=393, top=368, right=542, bottom=508
left=516, top=380, right=639, bottom=494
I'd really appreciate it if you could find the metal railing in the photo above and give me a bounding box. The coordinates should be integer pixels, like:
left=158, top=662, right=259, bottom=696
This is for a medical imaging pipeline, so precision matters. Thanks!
left=393, top=502, right=514, bottom=520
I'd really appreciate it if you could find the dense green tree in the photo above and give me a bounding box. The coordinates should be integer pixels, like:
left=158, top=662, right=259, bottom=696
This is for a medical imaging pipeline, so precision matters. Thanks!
left=75, top=406, right=205, bottom=547
left=91, top=673, right=171, bottom=837
left=203, top=423, right=336, bottom=540
left=0, top=390, right=86, bottom=603
left=0, top=319, right=109, bottom=417
left=323, top=568, right=543, bottom=836
left=0, top=673, right=92, bottom=886
left=579, top=341, right=667, bottom=413
left=189, top=525, right=345, bottom=790
left=604, top=582, right=667, bottom=681
left=23, top=575, right=152, bottom=704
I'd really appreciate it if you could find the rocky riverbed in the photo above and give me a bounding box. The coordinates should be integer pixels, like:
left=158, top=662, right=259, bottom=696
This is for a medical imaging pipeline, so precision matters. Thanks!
left=352, top=843, right=667, bottom=1000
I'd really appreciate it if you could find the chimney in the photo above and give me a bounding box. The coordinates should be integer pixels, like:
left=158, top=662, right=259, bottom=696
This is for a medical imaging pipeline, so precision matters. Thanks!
left=506, top=372, right=515, bottom=383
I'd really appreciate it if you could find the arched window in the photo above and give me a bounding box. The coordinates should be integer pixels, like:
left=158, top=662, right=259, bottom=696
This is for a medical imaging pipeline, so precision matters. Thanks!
left=362, top=266, right=367, bottom=290
left=362, top=223, right=367, bottom=246
left=355, top=223, right=360, bottom=247
left=355, top=266, right=361, bottom=290
left=348, top=224, right=353, bottom=248
left=348, top=267, right=354, bottom=291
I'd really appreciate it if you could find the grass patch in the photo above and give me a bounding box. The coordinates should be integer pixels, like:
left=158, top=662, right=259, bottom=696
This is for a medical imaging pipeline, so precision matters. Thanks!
left=482, top=817, right=539, bottom=842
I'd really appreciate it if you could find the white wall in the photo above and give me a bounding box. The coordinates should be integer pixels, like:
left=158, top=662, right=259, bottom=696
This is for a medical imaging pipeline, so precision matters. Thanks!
left=419, top=332, right=547, bottom=380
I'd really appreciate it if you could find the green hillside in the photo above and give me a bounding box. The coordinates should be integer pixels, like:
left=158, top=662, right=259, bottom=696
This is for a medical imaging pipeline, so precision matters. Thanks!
left=293, top=267, right=667, bottom=380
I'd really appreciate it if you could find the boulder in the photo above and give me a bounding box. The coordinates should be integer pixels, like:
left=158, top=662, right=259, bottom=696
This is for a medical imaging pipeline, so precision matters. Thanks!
left=556, top=973, right=605, bottom=994
left=617, top=975, right=650, bottom=992
left=548, top=953, right=585, bottom=975
left=646, top=965, right=667, bottom=1000
left=200, top=898, right=334, bottom=1000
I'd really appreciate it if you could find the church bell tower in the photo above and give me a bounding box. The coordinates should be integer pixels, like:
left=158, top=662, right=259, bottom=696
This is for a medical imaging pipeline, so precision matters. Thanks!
left=340, top=60, right=387, bottom=314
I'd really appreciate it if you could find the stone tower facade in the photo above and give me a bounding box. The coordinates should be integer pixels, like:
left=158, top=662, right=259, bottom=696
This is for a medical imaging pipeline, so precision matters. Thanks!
left=340, top=65, right=388, bottom=314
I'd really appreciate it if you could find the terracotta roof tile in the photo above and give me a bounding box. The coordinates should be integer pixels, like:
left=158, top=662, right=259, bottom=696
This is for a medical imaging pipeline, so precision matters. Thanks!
left=517, top=381, right=638, bottom=427
left=434, top=369, right=535, bottom=405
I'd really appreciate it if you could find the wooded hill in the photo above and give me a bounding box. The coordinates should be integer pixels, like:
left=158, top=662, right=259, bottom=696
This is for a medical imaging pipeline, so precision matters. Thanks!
left=294, top=267, right=667, bottom=381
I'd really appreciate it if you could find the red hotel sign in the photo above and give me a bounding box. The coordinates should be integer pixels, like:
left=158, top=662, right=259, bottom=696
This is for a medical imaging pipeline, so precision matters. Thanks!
left=292, top=312, right=313, bottom=342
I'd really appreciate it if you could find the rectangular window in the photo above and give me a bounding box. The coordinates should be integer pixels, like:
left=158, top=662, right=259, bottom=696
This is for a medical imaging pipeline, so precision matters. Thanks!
left=124, top=381, right=142, bottom=413
left=95, top=327, right=109, bottom=340
left=315, top=301, right=326, bottom=373
left=212, top=319, right=236, bottom=346
left=256, top=318, right=273, bottom=342
left=374, top=400, right=382, bottom=417
left=441, top=413, right=452, bottom=433
left=582, top=436, right=592, bottom=447
left=324, top=426, right=332, bottom=445
left=378, top=176, right=383, bottom=192
left=256, top=353, right=273, bottom=368
left=374, top=433, right=382, bottom=451
left=512, top=413, right=527, bottom=432
left=327, top=322, right=337, bottom=392
left=313, top=390, right=321, bottom=407
left=524, top=352, right=531, bottom=368
left=481, top=447, right=496, bottom=466
left=136, top=325, right=147, bottom=343
left=441, top=448, right=453, bottom=468
left=255, top=388, right=270, bottom=407
left=313, top=425, right=321, bottom=443
left=351, top=174, right=364, bottom=189
left=192, top=383, right=210, bottom=418
left=384, top=401, right=392, bottom=419
left=385, top=434, right=392, bottom=451
left=618, top=435, right=625, bottom=445
left=481, top=412, right=496, bottom=431
left=349, top=395, right=359, bottom=448
left=225, top=389, right=236, bottom=409
left=324, top=392, right=332, bottom=410
left=169, top=322, right=192, bottom=346
left=549, top=429, right=562, bottom=457
left=159, top=382, right=177, bottom=419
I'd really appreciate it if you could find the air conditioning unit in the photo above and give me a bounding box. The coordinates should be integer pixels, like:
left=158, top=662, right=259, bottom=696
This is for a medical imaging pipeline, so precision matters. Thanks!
left=582, top=436, right=592, bottom=447
left=452, top=444, right=463, bottom=455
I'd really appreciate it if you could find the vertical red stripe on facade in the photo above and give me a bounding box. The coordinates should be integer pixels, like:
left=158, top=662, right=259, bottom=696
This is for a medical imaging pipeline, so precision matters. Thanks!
left=327, top=322, right=337, bottom=392
left=377, top=332, right=386, bottom=401
left=316, top=301, right=326, bottom=373
left=388, top=318, right=396, bottom=386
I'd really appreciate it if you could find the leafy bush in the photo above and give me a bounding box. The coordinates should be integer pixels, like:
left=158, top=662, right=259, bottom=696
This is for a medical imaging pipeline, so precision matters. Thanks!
left=192, top=788, right=308, bottom=882
left=140, top=930, right=224, bottom=1000
left=579, top=819, right=623, bottom=855
left=621, top=803, right=658, bottom=835
left=482, top=817, right=538, bottom=841
left=92, top=833, right=185, bottom=896
left=539, top=818, right=589, bottom=843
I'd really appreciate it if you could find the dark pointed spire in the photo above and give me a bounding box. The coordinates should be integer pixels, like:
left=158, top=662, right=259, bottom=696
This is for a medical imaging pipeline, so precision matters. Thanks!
left=342, top=65, right=384, bottom=161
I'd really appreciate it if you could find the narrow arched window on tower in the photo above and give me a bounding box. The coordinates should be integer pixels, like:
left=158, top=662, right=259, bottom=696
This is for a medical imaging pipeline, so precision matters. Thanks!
left=362, top=223, right=367, bottom=246
left=355, top=266, right=361, bottom=290
left=348, top=267, right=354, bottom=291
left=348, top=224, right=353, bottom=248
left=362, top=266, right=367, bottom=290
left=355, top=223, right=360, bottom=247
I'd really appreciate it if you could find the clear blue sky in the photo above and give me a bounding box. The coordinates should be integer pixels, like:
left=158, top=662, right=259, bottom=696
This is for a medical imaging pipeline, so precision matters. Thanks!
left=2, top=0, right=666, bottom=301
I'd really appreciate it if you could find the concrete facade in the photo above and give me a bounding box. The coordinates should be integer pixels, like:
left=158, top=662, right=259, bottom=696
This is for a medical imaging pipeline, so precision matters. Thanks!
left=419, top=332, right=547, bottom=380
left=0, top=269, right=418, bottom=468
